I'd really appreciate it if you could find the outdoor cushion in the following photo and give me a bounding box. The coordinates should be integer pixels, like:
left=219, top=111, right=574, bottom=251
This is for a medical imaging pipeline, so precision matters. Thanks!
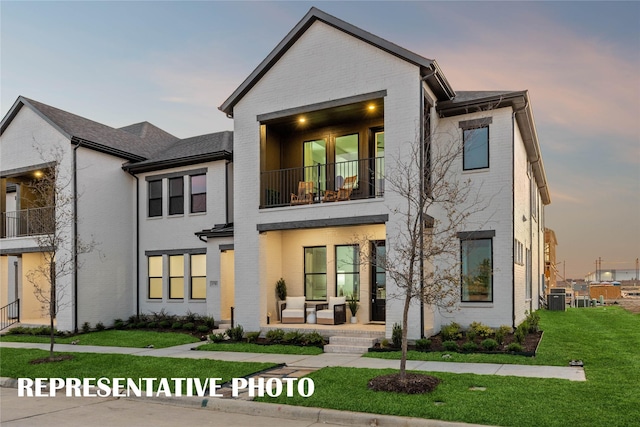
left=285, top=296, right=305, bottom=310
left=329, top=296, right=345, bottom=310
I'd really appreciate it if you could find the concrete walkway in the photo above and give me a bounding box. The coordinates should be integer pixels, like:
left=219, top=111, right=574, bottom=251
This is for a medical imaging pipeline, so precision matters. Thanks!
left=0, top=341, right=586, bottom=381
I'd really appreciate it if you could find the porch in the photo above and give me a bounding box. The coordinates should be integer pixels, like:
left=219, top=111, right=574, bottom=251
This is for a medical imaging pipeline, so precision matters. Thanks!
left=260, top=321, right=384, bottom=339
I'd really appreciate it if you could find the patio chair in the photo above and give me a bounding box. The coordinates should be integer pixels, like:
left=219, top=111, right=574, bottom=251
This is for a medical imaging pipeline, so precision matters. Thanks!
left=316, top=296, right=347, bottom=325
left=290, top=181, right=314, bottom=205
left=281, top=296, right=306, bottom=323
left=324, top=175, right=357, bottom=202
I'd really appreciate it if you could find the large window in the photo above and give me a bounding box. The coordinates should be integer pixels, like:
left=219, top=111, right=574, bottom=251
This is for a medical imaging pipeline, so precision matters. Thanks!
left=168, top=177, right=184, bottom=215
left=463, top=126, right=489, bottom=170
left=148, top=180, right=162, bottom=217
left=335, top=133, right=359, bottom=183
left=304, top=247, right=327, bottom=301
left=461, top=238, right=493, bottom=302
left=303, top=139, right=327, bottom=193
left=190, top=174, right=206, bottom=213
left=191, top=254, right=206, bottom=299
left=169, top=255, right=184, bottom=299
left=148, top=256, right=163, bottom=299
left=336, top=245, right=359, bottom=299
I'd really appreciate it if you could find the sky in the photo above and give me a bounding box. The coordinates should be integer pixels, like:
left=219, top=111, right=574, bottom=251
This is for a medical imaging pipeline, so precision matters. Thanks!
left=1, top=1, right=638, bottom=279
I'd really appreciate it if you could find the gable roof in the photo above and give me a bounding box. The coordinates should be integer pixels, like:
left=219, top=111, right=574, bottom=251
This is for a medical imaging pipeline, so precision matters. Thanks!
left=0, top=97, right=175, bottom=161
left=119, top=121, right=179, bottom=146
left=438, top=90, right=551, bottom=205
left=219, top=7, right=455, bottom=117
left=123, top=131, right=233, bottom=174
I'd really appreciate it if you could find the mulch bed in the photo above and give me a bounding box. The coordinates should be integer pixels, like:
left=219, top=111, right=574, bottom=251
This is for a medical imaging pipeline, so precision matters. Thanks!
left=368, top=372, right=441, bottom=394
left=29, top=354, right=75, bottom=364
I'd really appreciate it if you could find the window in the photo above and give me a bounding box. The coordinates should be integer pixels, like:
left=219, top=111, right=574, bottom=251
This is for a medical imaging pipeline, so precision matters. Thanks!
left=191, top=254, right=206, bottom=299
left=514, top=239, right=524, bottom=265
left=169, top=255, right=184, bottom=299
left=461, top=238, right=493, bottom=302
left=148, top=256, right=163, bottom=299
left=304, top=247, right=326, bottom=300
left=190, top=174, right=206, bottom=213
left=168, top=177, right=184, bottom=215
left=148, top=180, right=162, bottom=217
left=334, top=134, right=359, bottom=183
left=526, top=248, right=532, bottom=299
left=463, top=126, right=489, bottom=170
left=303, top=139, right=326, bottom=193
left=336, top=245, right=359, bottom=299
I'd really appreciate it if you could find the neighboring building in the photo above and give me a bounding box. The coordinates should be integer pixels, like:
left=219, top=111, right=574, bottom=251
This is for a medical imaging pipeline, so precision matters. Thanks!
left=584, top=269, right=639, bottom=283
left=1, top=8, right=551, bottom=338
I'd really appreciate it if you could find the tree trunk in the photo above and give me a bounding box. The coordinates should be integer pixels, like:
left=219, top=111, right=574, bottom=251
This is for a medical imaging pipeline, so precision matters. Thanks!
left=49, top=259, right=55, bottom=360
left=399, top=290, right=412, bottom=381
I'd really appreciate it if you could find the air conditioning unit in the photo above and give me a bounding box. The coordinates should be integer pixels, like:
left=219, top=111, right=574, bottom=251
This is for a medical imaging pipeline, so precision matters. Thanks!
left=548, top=293, right=566, bottom=311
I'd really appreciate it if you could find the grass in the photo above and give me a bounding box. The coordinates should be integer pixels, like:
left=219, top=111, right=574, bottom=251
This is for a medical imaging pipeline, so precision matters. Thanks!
left=0, top=347, right=275, bottom=393
left=256, top=307, right=640, bottom=427
left=196, top=342, right=323, bottom=355
left=0, top=330, right=200, bottom=349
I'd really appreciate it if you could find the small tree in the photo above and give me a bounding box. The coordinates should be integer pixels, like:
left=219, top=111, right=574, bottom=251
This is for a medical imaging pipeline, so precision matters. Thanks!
left=367, top=117, right=492, bottom=389
left=25, top=145, right=96, bottom=360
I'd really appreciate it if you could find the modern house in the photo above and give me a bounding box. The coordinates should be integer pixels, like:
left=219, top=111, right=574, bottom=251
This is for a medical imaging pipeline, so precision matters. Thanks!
left=1, top=7, right=550, bottom=339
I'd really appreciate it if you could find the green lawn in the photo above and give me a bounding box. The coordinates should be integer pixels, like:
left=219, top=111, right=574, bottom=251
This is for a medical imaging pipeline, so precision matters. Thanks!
left=256, top=307, right=640, bottom=427
left=0, top=330, right=200, bottom=349
left=0, top=347, right=275, bottom=393
left=197, top=342, right=323, bottom=355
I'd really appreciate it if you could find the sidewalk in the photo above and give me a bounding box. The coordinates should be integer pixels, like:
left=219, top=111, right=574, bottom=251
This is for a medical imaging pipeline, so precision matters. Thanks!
left=0, top=341, right=586, bottom=381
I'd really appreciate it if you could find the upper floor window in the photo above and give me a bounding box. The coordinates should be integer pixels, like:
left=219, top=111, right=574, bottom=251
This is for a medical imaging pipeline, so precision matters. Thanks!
left=190, top=174, right=206, bottom=213
left=148, top=180, right=162, bottom=217
left=463, top=126, right=489, bottom=170
left=168, top=177, right=184, bottom=215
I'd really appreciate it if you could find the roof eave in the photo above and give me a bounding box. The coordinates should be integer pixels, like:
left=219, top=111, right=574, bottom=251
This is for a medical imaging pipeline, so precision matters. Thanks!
left=123, top=151, right=232, bottom=174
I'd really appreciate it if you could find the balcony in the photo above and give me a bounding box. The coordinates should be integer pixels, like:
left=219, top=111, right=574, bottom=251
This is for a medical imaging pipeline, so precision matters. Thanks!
left=1, top=207, right=55, bottom=238
left=261, top=157, right=384, bottom=208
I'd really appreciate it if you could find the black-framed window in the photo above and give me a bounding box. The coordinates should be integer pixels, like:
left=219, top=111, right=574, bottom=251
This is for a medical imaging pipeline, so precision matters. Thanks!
left=336, top=245, right=359, bottom=300
left=190, top=254, right=206, bottom=299
left=304, top=246, right=326, bottom=301
left=148, top=180, right=162, bottom=217
left=461, top=238, right=493, bottom=302
left=148, top=255, right=163, bottom=299
left=190, top=174, right=206, bottom=213
left=463, top=126, right=489, bottom=170
left=168, top=177, right=184, bottom=215
left=169, top=255, right=184, bottom=299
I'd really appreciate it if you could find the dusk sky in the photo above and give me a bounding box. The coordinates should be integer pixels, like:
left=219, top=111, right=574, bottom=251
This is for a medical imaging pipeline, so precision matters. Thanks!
left=1, top=1, right=638, bottom=279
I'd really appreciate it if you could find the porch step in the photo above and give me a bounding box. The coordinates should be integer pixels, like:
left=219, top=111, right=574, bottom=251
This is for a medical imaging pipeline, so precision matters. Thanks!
left=323, top=335, right=377, bottom=354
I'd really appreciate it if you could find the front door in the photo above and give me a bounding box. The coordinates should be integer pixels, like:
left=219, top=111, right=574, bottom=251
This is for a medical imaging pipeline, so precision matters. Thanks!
left=370, top=241, right=386, bottom=322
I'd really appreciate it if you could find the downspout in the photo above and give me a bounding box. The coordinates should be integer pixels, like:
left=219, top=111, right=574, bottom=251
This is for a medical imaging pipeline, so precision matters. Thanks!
left=72, top=142, right=80, bottom=333
left=125, top=169, right=140, bottom=319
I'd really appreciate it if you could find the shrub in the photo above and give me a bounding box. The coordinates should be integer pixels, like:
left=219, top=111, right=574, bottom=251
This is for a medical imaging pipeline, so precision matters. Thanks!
left=461, top=341, right=478, bottom=352
left=82, top=322, right=92, bottom=333
left=466, top=329, right=477, bottom=342
left=495, top=325, right=512, bottom=345
left=171, top=322, right=183, bottom=330
left=283, top=331, right=304, bottom=344
left=265, top=328, right=285, bottom=344
left=147, top=322, right=157, bottom=329
left=302, top=331, right=325, bottom=347
left=136, top=322, right=147, bottom=329
left=441, top=322, right=462, bottom=341
left=127, top=315, right=138, bottom=325
left=95, top=322, right=105, bottom=331
left=442, top=340, right=459, bottom=352
left=184, top=311, right=199, bottom=324
left=112, top=319, right=124, bottom=329
left=380, top=338, right=390, bottom=348
left=209, top=332, right=226, bottom=343
left=469, top=321, right=494, bottom=338
left=415, top=338, right=431, bottom=351
left=525, top=311, right=540, bottom=333
left=245, top=331, right=260, bottom=343
left=196, top=325, right=209, bottom=333
left=515, top=321, right=528, bottom=344
left=392, top=323, right=403, bottom=348
left=481, top=338, right=498, bottom=351
left=201, top=316, right=216, bottom=329
left=182, top=322, right=195, bottom=331
left=158, top=320, right=171, bottom=329
left=507, top=342, right=523, bottom=352
left=226, top=325, right=245, bottom=342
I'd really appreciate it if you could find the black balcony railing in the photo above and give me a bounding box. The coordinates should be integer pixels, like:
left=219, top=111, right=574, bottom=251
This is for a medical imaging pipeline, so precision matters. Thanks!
left=261, top=157, right=384, bottom=208
left=0, top=299, right=20, bottom=330
left=1, top=206, right=55, bottom=238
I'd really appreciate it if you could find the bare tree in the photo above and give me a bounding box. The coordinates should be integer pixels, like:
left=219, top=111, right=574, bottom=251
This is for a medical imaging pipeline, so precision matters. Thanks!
left=366, top=119, right=492, bottom=386
left=24, top=145, right=95, bottom=360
